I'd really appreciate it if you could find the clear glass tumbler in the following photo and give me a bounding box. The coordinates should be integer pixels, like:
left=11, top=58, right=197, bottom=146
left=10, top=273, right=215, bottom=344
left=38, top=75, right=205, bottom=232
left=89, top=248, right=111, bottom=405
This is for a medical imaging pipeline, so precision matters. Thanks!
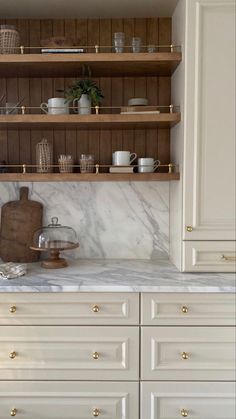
left=80, top=154, right=95, bottom=173
left=131, top=37, right=141, bottom=53
left=113, top=32, right=125, bottom=53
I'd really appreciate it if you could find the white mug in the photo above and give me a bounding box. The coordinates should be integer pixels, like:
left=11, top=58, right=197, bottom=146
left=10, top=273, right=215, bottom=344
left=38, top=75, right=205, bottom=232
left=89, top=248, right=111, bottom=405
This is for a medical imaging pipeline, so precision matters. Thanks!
left=113, top=151, right=137, bottom=166
left=40, top=98, right=69, bottom=115
left=138, top=157, right=160, bottom=173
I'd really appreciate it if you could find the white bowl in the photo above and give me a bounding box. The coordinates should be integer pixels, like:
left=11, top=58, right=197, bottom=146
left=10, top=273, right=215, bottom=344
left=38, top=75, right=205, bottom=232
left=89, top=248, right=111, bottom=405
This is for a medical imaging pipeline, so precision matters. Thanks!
left=128, top=98, right=148, bottom=106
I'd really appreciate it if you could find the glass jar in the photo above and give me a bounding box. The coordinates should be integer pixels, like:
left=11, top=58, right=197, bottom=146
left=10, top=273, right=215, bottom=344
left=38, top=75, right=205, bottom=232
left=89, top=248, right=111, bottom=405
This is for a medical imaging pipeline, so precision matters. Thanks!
left=80, top=154, right=95, bottom=173
left=36, top=138, right=53, bottom=173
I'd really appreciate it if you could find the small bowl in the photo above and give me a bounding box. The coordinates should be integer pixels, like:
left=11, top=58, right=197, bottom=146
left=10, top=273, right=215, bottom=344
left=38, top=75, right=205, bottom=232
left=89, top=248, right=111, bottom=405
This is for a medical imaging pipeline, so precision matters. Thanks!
left=128, top=98, right=149, bottom=106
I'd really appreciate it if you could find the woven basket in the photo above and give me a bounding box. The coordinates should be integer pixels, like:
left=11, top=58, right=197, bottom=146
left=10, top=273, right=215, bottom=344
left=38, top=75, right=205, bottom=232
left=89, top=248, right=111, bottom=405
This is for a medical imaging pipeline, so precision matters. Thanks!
left=0, top=28, right=20, bottom=54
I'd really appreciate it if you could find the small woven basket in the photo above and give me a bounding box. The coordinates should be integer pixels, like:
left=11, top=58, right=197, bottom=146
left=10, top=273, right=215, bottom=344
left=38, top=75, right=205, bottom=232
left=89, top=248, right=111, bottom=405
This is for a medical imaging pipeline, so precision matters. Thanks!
left=0, top=28, right=20, bottom=54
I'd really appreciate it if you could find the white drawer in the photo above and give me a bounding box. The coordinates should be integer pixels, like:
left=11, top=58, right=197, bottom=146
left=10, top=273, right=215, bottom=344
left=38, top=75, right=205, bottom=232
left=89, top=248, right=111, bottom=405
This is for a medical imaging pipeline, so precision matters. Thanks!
left=141, top=327, right=235, bottom=381
left=141, top=382, right=236, bottom=419
left=0, top=326, right=139, bottom=380
left=141, top=293, right=236, bottom=325
left=183, top=241, right=236, bottom=272
left=0, top=381, right=139, bottom=419
left=0, top=292, right=139, bottom=325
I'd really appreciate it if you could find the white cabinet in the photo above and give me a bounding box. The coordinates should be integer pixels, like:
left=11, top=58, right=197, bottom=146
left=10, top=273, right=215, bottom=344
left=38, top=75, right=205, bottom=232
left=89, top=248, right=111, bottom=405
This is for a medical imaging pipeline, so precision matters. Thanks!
left=141, top=293, right=236, bottom=325
left=0, top=292, right=139, bottom=325
left=0, top=325, right=139, bottom=380
left=141, top=326, right=235, bottom=381
left=0, top=291, right=235, bottom=416
left=141, top=291, right=235, bottom=417
left=141, top=381, right=236, bottom=419
left=183, top=0, right=236, bottom=241
left=0, top=381, right=139, bottom=419
left=171, top=0, right=236, bottom=271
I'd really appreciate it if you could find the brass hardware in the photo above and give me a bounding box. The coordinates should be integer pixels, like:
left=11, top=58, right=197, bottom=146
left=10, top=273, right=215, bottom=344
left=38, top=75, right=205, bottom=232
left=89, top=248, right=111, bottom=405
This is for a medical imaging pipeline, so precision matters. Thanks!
left=95, top=105, right=99, bottom=114
left=181, top=352, right=189, bottom=360
left=10, top=306, right=16, bottom=313
left=170, top=44, right=174, bottom=53
left=181, top=409, right=188, bottom=417
left=95, top=164, right=100, bottom=174
left=221, top=254, right=236, bottom=262
left=10, top=408, right=17, bottom=417
left=21, top=105, right=26, bottom=115
left=169, top=104, right=174, bottom=113
left=93, top=351, right=100, bottom=360
left=95, top=45, right=99, bottom=53
left=93, top=305, right=100, bottom=313
left=9, top=351, right=16, bottom=359
left=93, top=408, right=100, bottom=417
left=20, top=45, right=24, bottom=54
left=181, top=306, right=188, bottom=314
left=186, top=226, right=193, bottom=232
left=22, top=164, right=26, bottom=174
left=168, top=163, right=174, bottom=173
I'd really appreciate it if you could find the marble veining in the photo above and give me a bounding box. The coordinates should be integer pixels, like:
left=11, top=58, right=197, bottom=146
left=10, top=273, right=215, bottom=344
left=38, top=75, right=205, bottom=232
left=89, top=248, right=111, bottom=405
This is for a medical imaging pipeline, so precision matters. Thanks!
left=0, top=259, right=235, bottom=292
left=0, top=182, right=169, bottom=259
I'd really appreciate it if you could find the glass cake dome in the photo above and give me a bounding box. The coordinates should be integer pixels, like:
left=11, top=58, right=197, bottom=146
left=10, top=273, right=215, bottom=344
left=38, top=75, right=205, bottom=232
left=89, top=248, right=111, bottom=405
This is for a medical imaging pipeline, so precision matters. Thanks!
left=31, top=217, right=79, bottom=269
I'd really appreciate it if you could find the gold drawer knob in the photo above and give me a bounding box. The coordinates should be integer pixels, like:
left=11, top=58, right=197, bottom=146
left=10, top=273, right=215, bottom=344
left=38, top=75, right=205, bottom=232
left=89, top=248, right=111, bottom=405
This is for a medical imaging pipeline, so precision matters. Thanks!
left=181, top=352, right=189, bottom=360
left=92, top=305, right=100, bottom=313
left=93, top=408, right=100, bottom=417
left=10, top=306, right=16, bottom=313
left=181, top=408, right=188, bottom=417
left=9, top=351, right=17, bottom=359
left=186, top=226, right=193, bottom=232
left=92, top=352, right=100, bottom=360
left=10, top=408, right=17, bottom=416
left=181, top=306, right=188, bottom=314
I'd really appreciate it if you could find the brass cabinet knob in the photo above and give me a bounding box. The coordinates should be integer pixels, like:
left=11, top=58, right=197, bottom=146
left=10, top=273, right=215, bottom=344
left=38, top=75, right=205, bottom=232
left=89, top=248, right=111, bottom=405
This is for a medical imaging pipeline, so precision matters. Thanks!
left=9, top=351, right=17, bottom=359
left=186, top=226, right=193, bottom=232
left=181, top=352, right=189, bottom=360
left=92, top=305, right=100, bottom=313
left=181, top=408, right=188, bottom=417
left=10, top=306, right=16, bottom=313
left=92, top=352, right=100, bottom=360
left=10, top=408, right=17, bottom=416
left=181, top=306, right=188, bottom=314
left=93, top=408, right=100, bottom=417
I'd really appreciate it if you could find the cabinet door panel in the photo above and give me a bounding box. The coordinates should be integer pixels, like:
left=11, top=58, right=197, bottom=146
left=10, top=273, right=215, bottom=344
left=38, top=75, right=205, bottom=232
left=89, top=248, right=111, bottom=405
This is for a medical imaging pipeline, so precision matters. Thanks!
left=0, top=326, right=139, bottom=380
left=0, top=292, right=139, bottom=325
left=183, top=0, right=236, bottom=240
left=141, top=382, right=236, bottom=419
left=141, top=293, right=236, bottom=325
left=183, top=241, right=236, bottom=272
left=141, top=327, right=235, bottom=380
left=0, top=381, right=139, bottom=419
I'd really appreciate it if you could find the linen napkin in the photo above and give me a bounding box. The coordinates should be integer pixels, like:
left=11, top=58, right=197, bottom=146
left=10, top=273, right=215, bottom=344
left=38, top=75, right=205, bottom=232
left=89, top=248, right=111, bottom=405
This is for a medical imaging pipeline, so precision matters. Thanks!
left=0, top=262, right=27, bottom=279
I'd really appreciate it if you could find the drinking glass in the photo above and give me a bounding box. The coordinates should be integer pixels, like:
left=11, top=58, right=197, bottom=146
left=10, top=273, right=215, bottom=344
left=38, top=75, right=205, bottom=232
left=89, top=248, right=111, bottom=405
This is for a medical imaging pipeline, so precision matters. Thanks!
left=113, top=32, right=125, bottom=53
left=80, top=154, right=95, bottom=173
left=131, top=37, right=141, bottom=53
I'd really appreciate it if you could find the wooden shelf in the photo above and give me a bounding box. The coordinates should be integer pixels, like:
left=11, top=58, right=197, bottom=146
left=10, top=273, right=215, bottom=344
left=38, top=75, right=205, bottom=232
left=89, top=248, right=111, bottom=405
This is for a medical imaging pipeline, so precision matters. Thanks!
left=0, top=52, right=182, bottom=77
left=0, top=113, right=181, bottom=130
left=0, top=173, right=180, bottom=182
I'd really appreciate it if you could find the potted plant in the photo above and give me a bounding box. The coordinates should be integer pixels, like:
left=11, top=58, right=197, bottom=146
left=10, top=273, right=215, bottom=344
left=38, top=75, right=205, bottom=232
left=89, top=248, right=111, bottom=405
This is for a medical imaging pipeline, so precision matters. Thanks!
left=64, top=79, right=104, bottom=115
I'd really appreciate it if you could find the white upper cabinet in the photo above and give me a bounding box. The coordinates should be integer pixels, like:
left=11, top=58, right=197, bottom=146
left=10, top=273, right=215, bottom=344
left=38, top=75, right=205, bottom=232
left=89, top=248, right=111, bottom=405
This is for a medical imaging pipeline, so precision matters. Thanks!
left=183, top=0, right=236, bottom=240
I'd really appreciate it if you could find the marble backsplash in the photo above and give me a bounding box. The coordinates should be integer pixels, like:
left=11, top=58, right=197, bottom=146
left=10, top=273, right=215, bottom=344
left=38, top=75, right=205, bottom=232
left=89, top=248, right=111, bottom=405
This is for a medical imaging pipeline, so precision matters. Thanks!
left=0, top=182, right=169, bottom=259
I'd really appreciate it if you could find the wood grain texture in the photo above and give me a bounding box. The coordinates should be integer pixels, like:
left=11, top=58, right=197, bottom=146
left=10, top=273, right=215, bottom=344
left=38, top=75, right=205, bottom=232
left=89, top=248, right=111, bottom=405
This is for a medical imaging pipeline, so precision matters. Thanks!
left=0, top=18, right=175, bottom=172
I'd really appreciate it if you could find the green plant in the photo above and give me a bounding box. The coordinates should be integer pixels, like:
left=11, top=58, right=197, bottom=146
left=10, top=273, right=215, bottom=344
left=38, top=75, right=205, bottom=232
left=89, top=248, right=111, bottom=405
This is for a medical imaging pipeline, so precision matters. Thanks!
left=64, top=79, right=104, bottom=105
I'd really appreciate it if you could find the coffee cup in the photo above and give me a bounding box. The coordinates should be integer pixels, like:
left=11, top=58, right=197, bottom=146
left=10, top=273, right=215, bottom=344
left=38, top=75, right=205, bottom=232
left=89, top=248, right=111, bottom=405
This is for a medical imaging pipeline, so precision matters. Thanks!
left=112, top=151, right=137, bottom=166
left=40, top=98, right=69, bottom=115
left=138, top=157, right=160, bottom=173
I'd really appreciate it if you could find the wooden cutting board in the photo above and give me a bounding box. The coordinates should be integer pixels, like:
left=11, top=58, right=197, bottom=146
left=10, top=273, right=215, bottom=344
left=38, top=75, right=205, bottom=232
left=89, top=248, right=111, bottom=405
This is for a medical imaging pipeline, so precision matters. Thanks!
left=0, top=187, right=43, bottom=262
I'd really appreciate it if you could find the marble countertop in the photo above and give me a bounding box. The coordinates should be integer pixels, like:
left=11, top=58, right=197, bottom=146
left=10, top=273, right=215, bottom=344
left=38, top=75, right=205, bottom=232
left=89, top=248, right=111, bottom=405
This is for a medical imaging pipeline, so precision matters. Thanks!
left=0, top=259, right=235, bottom=292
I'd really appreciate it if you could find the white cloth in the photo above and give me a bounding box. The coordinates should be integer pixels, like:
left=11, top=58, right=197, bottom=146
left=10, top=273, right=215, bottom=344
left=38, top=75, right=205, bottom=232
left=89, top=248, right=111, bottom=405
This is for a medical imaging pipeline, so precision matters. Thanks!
left=0, top=262, right=27, bottom=279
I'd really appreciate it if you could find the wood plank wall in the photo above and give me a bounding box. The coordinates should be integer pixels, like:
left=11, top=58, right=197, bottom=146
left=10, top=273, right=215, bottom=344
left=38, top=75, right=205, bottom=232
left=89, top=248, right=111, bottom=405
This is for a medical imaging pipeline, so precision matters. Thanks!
left=0, top=18, right=171, bottom=172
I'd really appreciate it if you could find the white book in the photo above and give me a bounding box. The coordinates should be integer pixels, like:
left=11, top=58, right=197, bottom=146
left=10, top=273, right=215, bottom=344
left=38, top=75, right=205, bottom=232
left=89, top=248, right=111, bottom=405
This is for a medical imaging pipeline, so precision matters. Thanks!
left=109, top=166, right=134, bottom=173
